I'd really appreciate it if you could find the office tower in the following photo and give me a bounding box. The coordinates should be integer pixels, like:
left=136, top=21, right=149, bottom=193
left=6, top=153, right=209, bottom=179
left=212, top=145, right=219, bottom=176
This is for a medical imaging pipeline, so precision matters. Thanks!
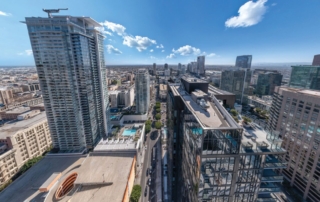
left=24, top=11, right=109, bottom=151
left=312, top=54, right=320, bottom=66
left=220, top=69, right=252, bottom=104
left=178, top=63, right=182, bottom=70
left=135, top=69, right=150, bottom=114
left=235, top=55, right=252, bottom=69
left=153, top=63, right=156, bottom=75
left=289, top=66, right=320, bottom=90
left=197, top=55, right=205, bottom=76
left=256, top=72, right=283, bottom=97
left=191, top=62, right=197, bottom=74
left=167, top=77, right=286, bottom=202
left=268, top=86, right=320, bottom=201
left=164, top=63, right=169, bottom=70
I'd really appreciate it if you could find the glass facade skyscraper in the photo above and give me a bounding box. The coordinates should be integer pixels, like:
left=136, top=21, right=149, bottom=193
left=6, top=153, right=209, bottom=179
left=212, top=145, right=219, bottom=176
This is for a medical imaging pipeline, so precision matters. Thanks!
left=24, top=14, right=109, bottom=151
left=220, top=69, right=252, bottom=104
left=167, top=77, right=286, bottom=202
left=256, top=72, right=283, bottom=97
left=135, top=69, right=150, bottom=114
left=235, top=55, right=252, bottom=69
left=197, top=56, right=205, bottom=76
left=289, top=66, right=320, bottom=90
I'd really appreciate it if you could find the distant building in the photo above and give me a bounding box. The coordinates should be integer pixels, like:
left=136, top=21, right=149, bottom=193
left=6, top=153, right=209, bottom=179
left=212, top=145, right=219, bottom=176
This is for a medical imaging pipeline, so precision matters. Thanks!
left=256, top=72, right=283, bottom=97
left=208, top=85, right=235, bottom=108
left=178, top=63, right=182, bottom=70
left=220, top=68, right=252, bottom=104
left=0, top=87, right=13, bottom=106
left=312, top=54, right=320, bottom=66
left=21, top=83, right=40, bottom=92
left=0, top=112, right=52, bottom=187
left=25, top=13, right=109, bottom=151
left=159, top=84, right=167, bottom=100
left=135, top=69, right=150, bottom=114
left=289, top=66, right=320, bottom=90
left=235, top=55, right=252, bottom=69
left=164, top=63, right=169, bottom=70
left=248, top=95, right=272, bottom=111
left=153, top=63, right=156, bottom=75
left=164, top=69, right=171, bottom=76
left=268, top=87, right=320, bottom=201
left=197, top=55, right=205, bottom=76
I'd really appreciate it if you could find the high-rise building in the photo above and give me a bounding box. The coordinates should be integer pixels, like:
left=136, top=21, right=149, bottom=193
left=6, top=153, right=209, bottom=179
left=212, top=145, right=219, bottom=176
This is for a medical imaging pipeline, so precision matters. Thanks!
left=153, top=63, right=157, bottom=75
left=167, top=77, right=286, bottom=202
left=256, top=72, right=283, bottom=97
left=312, top=54, right=320, bottom=66
left=24, top=11, right=109, bottom=151
left=289, top=66, right=320, bottom=90
left=178, top=63, right=182, bottom=70
left=164, top=63, right=169, bottom=70
left=235, top=55, right=252, bottom=69
left=220, top=69, right=252, bottom=104
left=191, top=62, right=197, bottom=74
left=268, top=86, right=320, bottom=201
left=197, top=55, right=205, bottom=76
left=135, top=69, right=150, bottom=114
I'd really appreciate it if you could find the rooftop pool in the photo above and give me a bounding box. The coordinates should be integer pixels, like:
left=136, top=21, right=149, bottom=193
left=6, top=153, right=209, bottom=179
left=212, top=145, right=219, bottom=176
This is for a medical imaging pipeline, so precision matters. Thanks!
left=122, top=129, right=137, bottom=136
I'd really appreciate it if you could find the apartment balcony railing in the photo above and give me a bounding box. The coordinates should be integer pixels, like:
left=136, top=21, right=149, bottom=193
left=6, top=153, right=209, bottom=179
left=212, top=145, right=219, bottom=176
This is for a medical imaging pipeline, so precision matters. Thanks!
left=261, top=176, right=283, bottom=182
left=256, top=198, right=278, bottom=202
left=264, top=161, right=287, bottom=169
left=258, top=187, right=281, bottom=193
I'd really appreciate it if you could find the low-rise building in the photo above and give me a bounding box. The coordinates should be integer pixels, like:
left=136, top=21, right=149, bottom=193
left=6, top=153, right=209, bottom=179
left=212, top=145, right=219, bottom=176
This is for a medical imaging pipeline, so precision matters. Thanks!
left=0, top=111, right=51, bottom=186
left=159, top=84, right=167, bottom=100
left=248, top=95, right=272, bottom=111
left=0, top=107, right=30, bottom=120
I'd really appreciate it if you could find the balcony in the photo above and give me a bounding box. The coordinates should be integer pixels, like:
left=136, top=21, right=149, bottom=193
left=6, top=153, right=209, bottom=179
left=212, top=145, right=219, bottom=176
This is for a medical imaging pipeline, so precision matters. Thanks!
left=264, top=155, right=288, bottom=169
left=261, top=170, right=283, bottom=182
left=256, top=198, right=278, bottom=202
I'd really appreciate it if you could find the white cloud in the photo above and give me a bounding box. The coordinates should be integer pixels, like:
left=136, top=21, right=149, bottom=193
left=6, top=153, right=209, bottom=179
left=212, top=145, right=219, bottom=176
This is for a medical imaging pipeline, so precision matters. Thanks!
left=156, top=44, right=164, bottom=49
left=150, top=56, right=157, bottom=59
left=207, top=53, right=216, bottom=57
left=18, top=49, right=32, bottom=56
left=123, top=35, right=156, bottom=52
left=225, top=0, right=268, bottom=28
left=150, top=49, right=154, bottom=52
left=166, top=53, right=176, bottom=59
left=100, top=21, right=126, bottom=36
left=172, top=45, right=201, bottom=56
left=161, top=50, right=165, bottom=52
left=0, top=11, right=11, bottom=16
left=96, top=27, right=112, bottom=36
left=106, top=45, right=122, bottom=54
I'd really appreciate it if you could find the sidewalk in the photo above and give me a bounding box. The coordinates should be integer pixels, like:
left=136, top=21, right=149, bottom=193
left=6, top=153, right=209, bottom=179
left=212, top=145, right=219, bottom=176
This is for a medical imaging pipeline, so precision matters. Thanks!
left=135, top=143, right=146, bottom=185
left=155, top=133, right=162, bottom=202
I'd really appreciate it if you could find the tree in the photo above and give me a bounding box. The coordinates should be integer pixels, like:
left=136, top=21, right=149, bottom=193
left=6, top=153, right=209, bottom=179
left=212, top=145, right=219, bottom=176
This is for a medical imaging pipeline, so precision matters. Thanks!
left=155, top=113, right=161, bottom=120
left=130, top=185, right=141, bottom=202
left=155, top=121, right=162, bottom=129
left=145, top=124, right=151, bottom=133
left=242, top=116, right=252, bottom=123
left=111, top=80, right=118, bottom=85
left=145, top=120, right=152, bottom=125
left=156, top=103, right=161, bottom=109
left=230, top=109, right=238, bottom=116
left=255, top=108, right=262, bottom=114
left=156, top=108, right=161, bottom=113
left=232, top=116, right=239, bottom=123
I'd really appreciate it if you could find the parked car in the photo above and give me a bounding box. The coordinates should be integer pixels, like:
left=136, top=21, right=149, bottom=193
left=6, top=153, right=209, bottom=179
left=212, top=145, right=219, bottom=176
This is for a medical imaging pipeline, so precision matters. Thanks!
left=148, top=178, right=151, bottom=185
left=146, top=168, right=149, bottom=176
left=144, top=186, right=148, bottom=196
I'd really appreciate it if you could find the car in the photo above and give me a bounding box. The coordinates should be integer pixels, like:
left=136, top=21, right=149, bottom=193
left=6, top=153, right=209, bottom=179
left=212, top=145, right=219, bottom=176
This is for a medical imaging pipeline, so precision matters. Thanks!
left=149, top=166, right=152, bottom=174
left=148, top=178, right=151, bottom=185
left=144, top=186, right=148, bottom=196
left=146, top=168, right=149, bottom=176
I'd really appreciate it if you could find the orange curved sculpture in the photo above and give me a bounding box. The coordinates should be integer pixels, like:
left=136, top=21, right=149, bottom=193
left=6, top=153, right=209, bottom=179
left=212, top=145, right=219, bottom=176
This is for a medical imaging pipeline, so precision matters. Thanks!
left=55, top=172, right=78, bottom=200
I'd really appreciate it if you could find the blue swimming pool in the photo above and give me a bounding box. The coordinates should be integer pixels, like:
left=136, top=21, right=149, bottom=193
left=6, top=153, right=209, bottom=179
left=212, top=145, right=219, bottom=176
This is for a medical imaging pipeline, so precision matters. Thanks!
left=122, top=129, right=137, bottom=136
left=192, top=128, right=203, bottom=135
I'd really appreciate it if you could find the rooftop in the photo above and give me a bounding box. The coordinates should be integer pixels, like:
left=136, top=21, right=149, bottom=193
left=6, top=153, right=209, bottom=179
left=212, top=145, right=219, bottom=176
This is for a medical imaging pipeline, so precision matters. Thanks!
left=209, top=85, right=234, bottom=95
left=0, top=154, right=135, bottom=202
left=1, top=106, right=30, bottom=114
left=181, top=77, right=207, bottom=83
left=159, top=84, right=167, bottom=91
left=0, top=111, right=47, bottom=138
left=172, top=85, right=231, bottom=128
left=278, top=86, right=320, bottom=97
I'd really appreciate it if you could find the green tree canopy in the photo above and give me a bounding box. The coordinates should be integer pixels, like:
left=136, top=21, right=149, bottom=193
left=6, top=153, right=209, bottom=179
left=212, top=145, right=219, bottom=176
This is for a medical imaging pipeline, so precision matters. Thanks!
left=130, top=185, right=141, bottom=202
left=230, top=109, right=238, bottom=116
left=155, top=113, right=161, bottom=120
left=155, top=121, right=162, bottom=129
left=145, top=124, right=151, bottom=133
left=242, top=116, right=252, bottom=123
left=156, top=108, right=161, bottom=113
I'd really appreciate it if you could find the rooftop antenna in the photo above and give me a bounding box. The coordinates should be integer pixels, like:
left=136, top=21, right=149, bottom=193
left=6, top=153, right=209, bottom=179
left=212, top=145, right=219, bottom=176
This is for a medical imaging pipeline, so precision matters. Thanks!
left=42, top=8, right=68, bottom=18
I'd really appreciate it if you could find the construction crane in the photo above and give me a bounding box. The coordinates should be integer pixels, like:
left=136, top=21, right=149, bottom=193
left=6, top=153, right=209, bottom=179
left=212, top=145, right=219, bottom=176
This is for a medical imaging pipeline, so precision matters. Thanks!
left=42, top=8, right=68, bottom=18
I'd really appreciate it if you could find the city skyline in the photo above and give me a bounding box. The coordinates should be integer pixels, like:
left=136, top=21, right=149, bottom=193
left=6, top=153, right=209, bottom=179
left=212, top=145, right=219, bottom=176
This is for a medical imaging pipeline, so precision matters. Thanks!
left=1, top=0, right=320, bottom=66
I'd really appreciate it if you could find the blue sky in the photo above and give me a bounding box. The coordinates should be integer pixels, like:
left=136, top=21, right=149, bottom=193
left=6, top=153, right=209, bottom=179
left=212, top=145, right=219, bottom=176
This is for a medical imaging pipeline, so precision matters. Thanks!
left=1, top=0, right=320, bottom=66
